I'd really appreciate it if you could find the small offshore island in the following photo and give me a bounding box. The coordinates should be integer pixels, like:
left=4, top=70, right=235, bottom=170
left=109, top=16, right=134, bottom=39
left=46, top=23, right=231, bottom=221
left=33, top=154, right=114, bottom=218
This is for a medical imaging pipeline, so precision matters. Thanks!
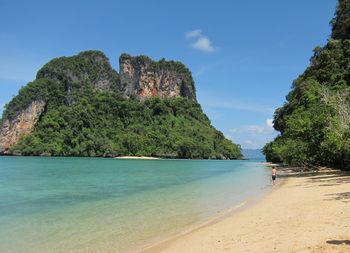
left=0, top=52, right=241, bottom=159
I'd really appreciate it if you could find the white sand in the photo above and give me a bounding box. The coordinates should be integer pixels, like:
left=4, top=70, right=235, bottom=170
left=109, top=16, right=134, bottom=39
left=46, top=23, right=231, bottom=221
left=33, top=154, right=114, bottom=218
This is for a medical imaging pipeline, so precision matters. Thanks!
left=114, top=156, right=161, bottom=160
left=138, top=168, right=350, bottom=253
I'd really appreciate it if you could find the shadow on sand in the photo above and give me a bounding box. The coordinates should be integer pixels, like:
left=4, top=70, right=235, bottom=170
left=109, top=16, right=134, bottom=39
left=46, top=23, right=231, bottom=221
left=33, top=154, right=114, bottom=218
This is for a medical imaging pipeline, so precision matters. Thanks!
left=278, top=168, right=350, bottom=186
left=276, top=168, right=350, bottom=202
left=326, top=240, right=350, bottom=245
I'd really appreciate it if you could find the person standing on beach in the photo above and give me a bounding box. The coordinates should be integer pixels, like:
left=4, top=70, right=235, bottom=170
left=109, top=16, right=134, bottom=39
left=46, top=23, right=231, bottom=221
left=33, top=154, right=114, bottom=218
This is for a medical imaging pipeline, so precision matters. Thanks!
left=272, top=166, right=277, bottom=185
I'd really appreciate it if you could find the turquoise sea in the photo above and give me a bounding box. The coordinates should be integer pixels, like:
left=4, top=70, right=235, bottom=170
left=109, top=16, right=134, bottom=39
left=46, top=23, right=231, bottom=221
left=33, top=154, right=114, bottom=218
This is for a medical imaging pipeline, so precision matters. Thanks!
left=0, top=157, right=270, bottom=253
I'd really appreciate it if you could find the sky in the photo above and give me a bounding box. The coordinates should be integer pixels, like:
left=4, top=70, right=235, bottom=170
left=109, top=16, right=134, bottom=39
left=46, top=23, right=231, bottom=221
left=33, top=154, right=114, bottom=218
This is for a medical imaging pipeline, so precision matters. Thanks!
left=0, top=0, right=337, bottom=149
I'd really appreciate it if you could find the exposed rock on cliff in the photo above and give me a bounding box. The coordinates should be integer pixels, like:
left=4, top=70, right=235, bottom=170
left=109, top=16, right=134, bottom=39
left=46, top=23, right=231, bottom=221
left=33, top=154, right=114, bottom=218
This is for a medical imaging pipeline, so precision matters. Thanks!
left=0, top=100, right=45, bottom=154
left=0, top=51, right=241, bottom=159
left=119, top=54, right=196, bottom=101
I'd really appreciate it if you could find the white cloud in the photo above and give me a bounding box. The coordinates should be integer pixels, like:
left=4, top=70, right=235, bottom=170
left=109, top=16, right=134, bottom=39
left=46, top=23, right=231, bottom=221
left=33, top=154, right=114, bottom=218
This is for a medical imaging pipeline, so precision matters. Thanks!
left=226, top=119, right=278, bottom=149
left=186, top=29, right=202, bottom=39
left=191, top=37, right=215, bottom=52
left=185, top=29, right=215, bottom=53
left=230, top=119, right=275, bottom=135
left=266, top=118, right=274, bottom=128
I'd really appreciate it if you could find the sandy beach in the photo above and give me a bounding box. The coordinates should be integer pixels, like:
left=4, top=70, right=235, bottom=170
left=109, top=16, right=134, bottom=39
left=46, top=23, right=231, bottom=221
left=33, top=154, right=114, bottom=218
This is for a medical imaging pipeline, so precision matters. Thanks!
left=114, top=156, right=161, bottom=160
left=139, top=167, right=350, bottom=253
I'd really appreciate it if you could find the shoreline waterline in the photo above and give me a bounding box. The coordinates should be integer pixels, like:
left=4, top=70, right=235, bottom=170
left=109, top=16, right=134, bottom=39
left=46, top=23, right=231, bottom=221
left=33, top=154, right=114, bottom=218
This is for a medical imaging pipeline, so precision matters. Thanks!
left=144, top=167, right=350, bottom=253
left=114, top=156, right=161, bottom=160
left=135, top=167, right=278, bottom=253
left=132, top=200, right=250, bottom=253
left=0, top=157, right=271, bottom=253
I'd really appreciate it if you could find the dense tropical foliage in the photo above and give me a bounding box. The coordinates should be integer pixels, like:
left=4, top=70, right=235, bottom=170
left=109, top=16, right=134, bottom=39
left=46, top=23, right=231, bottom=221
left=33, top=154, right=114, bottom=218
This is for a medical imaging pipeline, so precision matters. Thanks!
left=10, top=91, right=241, bottom=158
left=263, top=0, right=350, bottom=170
left=1, top=51, right=241, bottom=159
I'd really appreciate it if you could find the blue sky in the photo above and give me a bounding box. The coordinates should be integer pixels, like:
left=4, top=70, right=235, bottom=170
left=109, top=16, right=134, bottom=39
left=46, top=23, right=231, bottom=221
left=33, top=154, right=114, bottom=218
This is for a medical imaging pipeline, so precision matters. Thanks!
left=0, top=0, right=337, bottom=148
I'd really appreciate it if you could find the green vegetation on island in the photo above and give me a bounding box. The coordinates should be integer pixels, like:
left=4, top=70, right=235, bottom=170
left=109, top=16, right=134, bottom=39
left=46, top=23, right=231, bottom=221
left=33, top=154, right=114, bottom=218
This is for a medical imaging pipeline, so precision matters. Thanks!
left=1, top=51, right=242, bottom=159
left=263, top=0, right=350, bottom=170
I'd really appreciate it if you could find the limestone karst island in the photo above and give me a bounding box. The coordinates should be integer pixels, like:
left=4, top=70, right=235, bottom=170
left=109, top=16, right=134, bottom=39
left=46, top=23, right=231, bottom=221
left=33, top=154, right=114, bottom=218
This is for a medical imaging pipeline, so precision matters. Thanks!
left=0, top=52, right=241, bottom=159
left=1, top=1, right=350, bottom=253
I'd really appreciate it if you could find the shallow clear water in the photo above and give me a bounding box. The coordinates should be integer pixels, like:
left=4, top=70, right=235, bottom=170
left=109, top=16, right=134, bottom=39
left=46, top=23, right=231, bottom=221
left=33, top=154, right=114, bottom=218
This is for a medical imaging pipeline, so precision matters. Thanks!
left=0, top=157, right=270, bottom=253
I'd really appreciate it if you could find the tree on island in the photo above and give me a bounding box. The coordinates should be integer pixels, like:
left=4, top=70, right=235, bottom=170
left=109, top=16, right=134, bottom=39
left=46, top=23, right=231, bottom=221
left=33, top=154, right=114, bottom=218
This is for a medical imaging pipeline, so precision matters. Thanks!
left=263, top=0, right=350, bottom=170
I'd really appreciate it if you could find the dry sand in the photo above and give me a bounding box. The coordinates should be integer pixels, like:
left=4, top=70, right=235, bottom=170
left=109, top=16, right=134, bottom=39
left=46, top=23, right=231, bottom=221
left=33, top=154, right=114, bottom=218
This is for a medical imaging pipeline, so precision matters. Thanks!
left=114, top=156, right=161, bottom=160
left=139, top=168, right=350, bottom=253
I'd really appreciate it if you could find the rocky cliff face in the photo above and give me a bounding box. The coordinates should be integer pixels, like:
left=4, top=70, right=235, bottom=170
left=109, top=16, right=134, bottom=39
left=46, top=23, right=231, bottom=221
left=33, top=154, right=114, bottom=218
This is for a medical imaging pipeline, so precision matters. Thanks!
left=0, top=51, right=199, bottom=154
left=119, top=54, right=196, bottom=101
left=0, top=100, right=45, bottom=154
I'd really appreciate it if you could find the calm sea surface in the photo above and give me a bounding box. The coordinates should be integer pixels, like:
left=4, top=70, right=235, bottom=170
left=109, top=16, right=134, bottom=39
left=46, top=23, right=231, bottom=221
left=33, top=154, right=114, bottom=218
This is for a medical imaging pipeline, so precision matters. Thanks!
left=0, top=157, right=270, bottom=253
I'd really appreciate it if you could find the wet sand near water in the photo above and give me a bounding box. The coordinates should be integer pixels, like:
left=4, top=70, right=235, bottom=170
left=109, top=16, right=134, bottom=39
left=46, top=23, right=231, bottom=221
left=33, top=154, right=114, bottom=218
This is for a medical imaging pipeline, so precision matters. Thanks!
left=138, top=168, right=350, bottom=253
